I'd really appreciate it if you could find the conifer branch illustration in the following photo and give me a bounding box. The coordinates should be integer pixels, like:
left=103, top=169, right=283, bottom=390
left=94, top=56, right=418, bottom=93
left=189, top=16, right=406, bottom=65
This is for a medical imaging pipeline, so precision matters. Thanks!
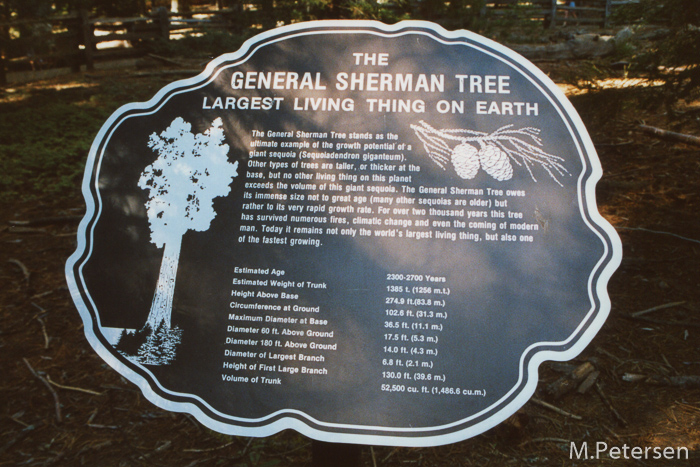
left=411, top=121, right=569, bottom=185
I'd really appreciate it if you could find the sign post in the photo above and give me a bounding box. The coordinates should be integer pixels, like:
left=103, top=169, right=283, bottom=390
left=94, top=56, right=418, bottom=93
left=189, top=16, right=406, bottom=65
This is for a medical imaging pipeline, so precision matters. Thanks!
left=66, top=20, right=621, bottom=447
left=312, top=441, right=362, bottom=466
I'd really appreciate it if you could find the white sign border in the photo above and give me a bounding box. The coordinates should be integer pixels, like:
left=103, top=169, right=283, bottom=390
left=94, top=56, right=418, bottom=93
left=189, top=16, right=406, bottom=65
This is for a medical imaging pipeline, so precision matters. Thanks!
left=66, top=19, right=622, bottom=447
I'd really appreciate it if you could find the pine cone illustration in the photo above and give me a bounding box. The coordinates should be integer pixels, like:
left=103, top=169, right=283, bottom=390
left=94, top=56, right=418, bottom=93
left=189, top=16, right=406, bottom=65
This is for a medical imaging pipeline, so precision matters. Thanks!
left=451, top=143, right=480, bottom=179
left=479, top=143, right=513, bottom=181
left=411, top=121, right=568, bottom=185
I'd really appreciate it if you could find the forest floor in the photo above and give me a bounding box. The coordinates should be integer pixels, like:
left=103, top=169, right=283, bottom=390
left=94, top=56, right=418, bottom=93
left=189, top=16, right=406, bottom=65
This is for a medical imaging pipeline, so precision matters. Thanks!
left=1, top=24, right=699, bottom=467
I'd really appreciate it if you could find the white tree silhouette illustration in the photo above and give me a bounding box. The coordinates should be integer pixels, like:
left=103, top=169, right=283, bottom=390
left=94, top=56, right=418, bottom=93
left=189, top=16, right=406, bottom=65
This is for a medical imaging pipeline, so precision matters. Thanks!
left=139, top=117, right=238, bottom=332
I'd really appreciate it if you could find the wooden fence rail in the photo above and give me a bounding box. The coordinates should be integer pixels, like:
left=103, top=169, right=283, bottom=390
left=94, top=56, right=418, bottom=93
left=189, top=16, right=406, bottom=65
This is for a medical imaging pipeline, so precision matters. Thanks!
left=485, top=0, right=615, bottom=28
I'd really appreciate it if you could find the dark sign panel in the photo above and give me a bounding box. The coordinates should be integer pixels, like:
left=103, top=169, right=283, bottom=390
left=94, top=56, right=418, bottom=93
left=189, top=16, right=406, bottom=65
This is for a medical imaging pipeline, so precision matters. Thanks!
left=66, top=20, right=621, bottom=446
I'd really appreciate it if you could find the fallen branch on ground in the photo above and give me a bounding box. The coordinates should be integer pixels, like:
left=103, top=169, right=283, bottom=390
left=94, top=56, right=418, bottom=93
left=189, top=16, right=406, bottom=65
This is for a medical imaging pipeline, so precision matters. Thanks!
left=546, top=361, right=597, bottom=398
left=623, top=373, right=700, bottom=389
left=638, top=124, right=700, bottom=147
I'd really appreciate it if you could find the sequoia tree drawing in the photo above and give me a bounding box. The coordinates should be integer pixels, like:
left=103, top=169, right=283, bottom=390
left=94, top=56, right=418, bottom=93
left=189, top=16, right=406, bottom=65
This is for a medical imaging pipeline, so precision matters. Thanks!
left=411, top=121, right=569, bottom=185
left=130, top=116, right=238, bottom=364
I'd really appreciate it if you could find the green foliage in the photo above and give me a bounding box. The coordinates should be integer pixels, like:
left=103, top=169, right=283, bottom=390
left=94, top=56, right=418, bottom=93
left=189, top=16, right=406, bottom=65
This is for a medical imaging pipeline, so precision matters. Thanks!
left=614, top=0, right=700, bottom=27
left=345, top=0, right=408, bottom=22
left=480, top=6, right=548, bottom=44
left=3, top=0, right=144, bottom=17
left=145, top=29, right=251, bottom=59
left=3, top=0, right=54, bottom=18
left=445, top=0, right=487, bottom=30
left=286, top=0, right=334, bottom=21
left=406, top=0, right=486, bottom=29
left=0, top=92, right=99, bottom=201
left=90, top=0, right=144, bottom=17
left=0, top=78, right=158, bottom=202
left=620, top=0, right=700, bottom=100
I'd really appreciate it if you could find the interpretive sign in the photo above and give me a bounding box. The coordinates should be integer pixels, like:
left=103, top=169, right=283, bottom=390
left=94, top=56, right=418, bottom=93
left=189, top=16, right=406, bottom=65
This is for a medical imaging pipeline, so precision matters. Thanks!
left=66, top=20, right=621, bottom=446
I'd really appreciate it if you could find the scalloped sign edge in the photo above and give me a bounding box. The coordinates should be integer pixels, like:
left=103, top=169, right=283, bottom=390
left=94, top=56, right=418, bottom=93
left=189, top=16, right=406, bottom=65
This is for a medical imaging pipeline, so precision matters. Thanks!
left=65, top=19, right=622, bottom=447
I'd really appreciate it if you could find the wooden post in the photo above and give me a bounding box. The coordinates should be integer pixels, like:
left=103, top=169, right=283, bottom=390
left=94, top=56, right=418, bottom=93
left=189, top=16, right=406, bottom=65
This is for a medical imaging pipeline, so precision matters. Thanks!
left=0, top=11, right=7, bottom=85
left=604, top=0, right=611, bottom=27
left=550, top=0, right=558, bottom=28
left=0, top=22, right=6, bottom=85
left=138, top=0, right=147, bottom=16
left=0, top=54, right=6, bottom=86
left=311, top=441, right=362, bottom=467
left=79, top=9, right=94, bottom=71
left=0, top=0, right=11, bottom=84
left=260, top=0, right=275, bottom=30
left=158, top=7, right=170, bottom=41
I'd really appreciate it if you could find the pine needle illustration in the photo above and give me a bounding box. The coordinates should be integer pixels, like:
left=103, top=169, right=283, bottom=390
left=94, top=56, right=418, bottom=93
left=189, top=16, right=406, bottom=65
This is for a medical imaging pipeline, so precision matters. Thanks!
left=411, top=121, right=569, bottom=186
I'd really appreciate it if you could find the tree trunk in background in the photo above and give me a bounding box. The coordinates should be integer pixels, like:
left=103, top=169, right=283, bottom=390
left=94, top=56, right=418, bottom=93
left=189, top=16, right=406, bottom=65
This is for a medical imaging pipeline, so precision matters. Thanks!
left=0, top=3, right=9, bottom=85
left=146, top=235, right=183, bottom=330
left=260, top=0, right=275, bottom=29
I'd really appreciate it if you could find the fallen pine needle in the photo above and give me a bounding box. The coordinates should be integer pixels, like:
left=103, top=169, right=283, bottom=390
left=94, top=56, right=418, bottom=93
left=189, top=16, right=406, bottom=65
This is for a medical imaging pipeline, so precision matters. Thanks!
left=24, top=358, right=61, bottom=423
left=596, top=382, right=628, bottom=427
left=8, top=258, right=30, bottom=284
left=631, top=301, right=686, bottom=318
left=36, top=316, right=50, bottom=349
left=618, top=226, right=700, bottom=245
left=46, top=374, right=103, bottom=396
left=183, top=441, right=237, bottom=453
left=531, top=398, right=582, bottom=420
left=518, top=437, right=571, bottom=448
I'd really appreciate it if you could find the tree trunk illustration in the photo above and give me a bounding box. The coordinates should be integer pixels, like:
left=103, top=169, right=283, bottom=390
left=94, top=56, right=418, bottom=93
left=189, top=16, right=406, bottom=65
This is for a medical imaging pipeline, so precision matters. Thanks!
left=145, top=235, right=183, bottom=331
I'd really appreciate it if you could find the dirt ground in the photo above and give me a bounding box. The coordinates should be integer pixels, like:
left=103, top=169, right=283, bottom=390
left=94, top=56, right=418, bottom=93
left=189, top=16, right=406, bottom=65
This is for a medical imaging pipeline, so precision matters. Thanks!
left=1, top=53, right=699, bottom=466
